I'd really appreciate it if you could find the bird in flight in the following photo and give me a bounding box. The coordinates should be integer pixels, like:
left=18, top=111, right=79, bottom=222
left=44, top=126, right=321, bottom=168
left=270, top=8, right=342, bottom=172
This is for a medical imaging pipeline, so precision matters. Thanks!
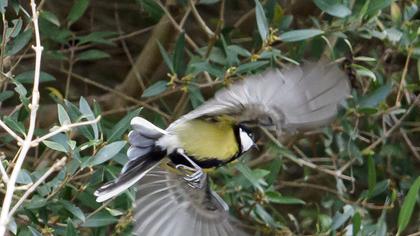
left=95, top=60, right=350, bottom=235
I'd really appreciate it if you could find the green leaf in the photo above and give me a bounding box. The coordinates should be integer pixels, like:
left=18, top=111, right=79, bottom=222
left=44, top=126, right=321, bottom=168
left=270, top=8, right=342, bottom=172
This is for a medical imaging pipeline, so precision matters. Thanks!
left=57, top=104, right=71, bottom=126
left=235, top=163, right=267, bottom=190
left=76, top=49, right=110, bottom=61
left=61, top=200, right=86, bottom=222
left=313, top=0, right=351, bottom=18
left=77, top=31, right=116, bottom=45
left=359, top=82, right=392, bottom=108
left=65, top=219, right=77, bottom=236
left=90, top=141, right=126, bottom=166
left=141, top=80, right=167, bottom=98
left=236, top=61, right=269, bottom=74
left=40, top=11, right=60, bottom=27
left=367, top=155, right=376, bottom=198
left=28, top=226, right=42, bottom=236
left=331, top=205, right=355, bottom=230
left=5, top=29, right=33, bottom=56
left=266, top=191, right=305, bottom=205
left=188, top=85, right=205, bottom=108
left=43, top=140, right=68, bottom=153
left=254, top=0, right=269, bottom=41
left=199, top=0, right=220, bottom=4
left=67, top=0, right=90, bottom=26
left=0, top=0, right=7, bottom=13
left=367, top=0, right=392, bottom=15
left=79, top=97, right=99, bottom=140
left=16, top=169, right=33, bottom=185
left=6, top=19, right=22, bottom=39
left=397, top=176, right=420, bottom=235
left=157, top=41, right=175, bottom=73
left=135, top=0, right=164, bottom=21
left=107, top=108, right=142, bottom=142
left=82, top=211, right=118, bottom=227
left=352, top=212, right=361, bottom=236
left=173, top=32, right=186, bottom=76
left=3, top=116, right=25, bottom=135
left=15, top=71, right=56, bottom=84
left=279, top=29, right=324, bottom=42
left=255, top=204, right=276, bottom=227
left=0, top=91, right=14, bottom=102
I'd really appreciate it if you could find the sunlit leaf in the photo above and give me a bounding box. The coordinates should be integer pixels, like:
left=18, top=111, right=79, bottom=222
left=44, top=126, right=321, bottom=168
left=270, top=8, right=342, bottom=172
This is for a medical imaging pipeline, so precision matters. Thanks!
left=254, top=0, right=269, bottom=41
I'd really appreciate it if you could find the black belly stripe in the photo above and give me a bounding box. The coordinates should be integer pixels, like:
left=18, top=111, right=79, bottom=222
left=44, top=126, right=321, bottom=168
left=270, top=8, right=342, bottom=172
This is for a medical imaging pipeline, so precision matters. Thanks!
left=168, top=151, right=240, bottom=169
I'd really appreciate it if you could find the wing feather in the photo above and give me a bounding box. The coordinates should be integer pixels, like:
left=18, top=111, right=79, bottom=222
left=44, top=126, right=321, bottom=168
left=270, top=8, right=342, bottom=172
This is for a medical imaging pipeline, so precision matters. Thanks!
left=133, top=167, right=249, bottom=236
left=168, top=60, right=350, bottom=132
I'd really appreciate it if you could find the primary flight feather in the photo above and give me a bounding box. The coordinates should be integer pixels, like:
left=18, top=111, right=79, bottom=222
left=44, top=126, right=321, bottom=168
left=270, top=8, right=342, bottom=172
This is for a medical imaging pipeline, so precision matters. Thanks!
left=95, top=60, right=350, bottom=235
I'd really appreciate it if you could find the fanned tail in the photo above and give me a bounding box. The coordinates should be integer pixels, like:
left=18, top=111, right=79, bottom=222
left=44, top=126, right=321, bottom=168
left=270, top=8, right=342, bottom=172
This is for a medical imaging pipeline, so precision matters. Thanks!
left=95, top=117, right=167, bottom=202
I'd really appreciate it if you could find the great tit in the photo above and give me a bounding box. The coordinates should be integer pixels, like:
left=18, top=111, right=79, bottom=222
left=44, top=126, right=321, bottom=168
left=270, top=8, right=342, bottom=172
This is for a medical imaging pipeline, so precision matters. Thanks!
left=95, top=60, right=350, bottom=235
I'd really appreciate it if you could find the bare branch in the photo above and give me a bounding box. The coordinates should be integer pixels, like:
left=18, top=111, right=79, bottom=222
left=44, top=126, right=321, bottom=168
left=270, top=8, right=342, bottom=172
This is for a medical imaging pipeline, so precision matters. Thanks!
left=189, top=0, right=215, bottom=38
left=0, top=120, right=24, bottom=144
left=8, top=157, right=67, bottom=218
left=31, top=116, right=101, bottom=145
left=261, top=127, right=355, bottom=182
left=0, top=0, right=43, bottom=233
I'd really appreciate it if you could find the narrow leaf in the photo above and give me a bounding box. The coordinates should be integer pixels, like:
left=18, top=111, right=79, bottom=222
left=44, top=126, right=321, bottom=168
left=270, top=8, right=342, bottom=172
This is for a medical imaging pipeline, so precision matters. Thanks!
left=397, top=176, right=420, bottom=235
left=173, top=32, right=186, bottom=76
left=57, top=104, right=71, bottom=125
left=314, top=0, right=352, bottom=18
left=67, top=0, right=90, bottom=26
left=141, top=80, right=167, bottom=98
left=279, top=29, right=324, bottom=42
left=90, top=141, right=126, bottom=166
left=76, top=49, right=110, bottom=61
left=254, top=0, right=269, bottom=41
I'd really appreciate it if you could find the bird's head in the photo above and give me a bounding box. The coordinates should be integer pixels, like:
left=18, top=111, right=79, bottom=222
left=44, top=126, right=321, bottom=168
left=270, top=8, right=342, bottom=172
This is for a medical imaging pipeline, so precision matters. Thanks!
left=238, top=125, right=257, bottom=153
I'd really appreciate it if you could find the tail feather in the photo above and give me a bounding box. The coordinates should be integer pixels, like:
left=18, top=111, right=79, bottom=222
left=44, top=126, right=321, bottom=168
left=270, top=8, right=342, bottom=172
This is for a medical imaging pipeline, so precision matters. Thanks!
left=95, top=117, right=167, bottom=202
left=94, top=149, right=165, bottom=202
left=131, top=117, right=167, bottom=138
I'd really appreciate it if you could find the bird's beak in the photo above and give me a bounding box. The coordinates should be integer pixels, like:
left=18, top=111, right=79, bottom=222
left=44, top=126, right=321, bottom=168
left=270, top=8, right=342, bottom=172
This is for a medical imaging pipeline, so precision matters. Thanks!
left=253, top=143, right=259, bottom=151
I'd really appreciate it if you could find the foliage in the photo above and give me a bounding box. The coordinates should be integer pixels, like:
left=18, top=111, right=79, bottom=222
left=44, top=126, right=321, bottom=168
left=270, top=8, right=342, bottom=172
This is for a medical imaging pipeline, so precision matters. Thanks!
left=0, top=0, right=419, bottom=235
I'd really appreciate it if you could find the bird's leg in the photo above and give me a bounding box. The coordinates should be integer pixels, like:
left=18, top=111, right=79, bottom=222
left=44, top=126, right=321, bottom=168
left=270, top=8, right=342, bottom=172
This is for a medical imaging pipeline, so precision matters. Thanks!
left=175, top=150, right=206, bottom=189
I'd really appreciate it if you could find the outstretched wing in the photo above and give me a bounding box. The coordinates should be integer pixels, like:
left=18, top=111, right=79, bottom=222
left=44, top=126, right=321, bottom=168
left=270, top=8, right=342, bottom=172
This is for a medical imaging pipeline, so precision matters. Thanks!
left=133, top=167, right=249, bottom=236
left=168, top=60, right=350, bottom=132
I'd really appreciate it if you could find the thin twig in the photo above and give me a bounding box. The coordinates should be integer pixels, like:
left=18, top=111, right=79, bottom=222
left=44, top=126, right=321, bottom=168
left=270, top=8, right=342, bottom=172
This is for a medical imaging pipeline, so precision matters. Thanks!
left=31, top=116, right=101, bottom=145
left=155, top=0, right=199, bottom=51
left=8, top=157, right=67, bottom=218
left=59, top=70, right=171, bottom=120
left=0, top=120, right=24, bottom=144
left=114, top=3, right=145, bottom=90
left=396, top=48, right=413, bottom=106
left=64, top=43, right=76, bottom=99
left=0, top=154, right=9, bottom=184
left=0, top=1, right=43, bottom=233
left=189, top=0, right=214, bottom=38
left=340, top=95, right=420, bottom=174
left=261, top=127, right=355, bottom=182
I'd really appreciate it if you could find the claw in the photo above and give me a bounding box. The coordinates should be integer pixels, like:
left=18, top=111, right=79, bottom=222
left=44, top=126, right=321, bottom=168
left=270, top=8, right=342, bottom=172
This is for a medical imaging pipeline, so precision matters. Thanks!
left=175, top=149, right=207, bottom=189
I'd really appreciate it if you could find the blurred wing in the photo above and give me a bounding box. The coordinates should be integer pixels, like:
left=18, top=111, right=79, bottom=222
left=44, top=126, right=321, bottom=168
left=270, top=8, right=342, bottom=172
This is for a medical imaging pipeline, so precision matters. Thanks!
left=168, top=60, right=350, bottom=132
left=133, top=167, right=249, bottom=236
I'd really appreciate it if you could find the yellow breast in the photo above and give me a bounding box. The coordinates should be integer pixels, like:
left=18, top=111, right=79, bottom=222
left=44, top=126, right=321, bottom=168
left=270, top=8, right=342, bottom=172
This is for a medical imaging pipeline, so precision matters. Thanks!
left=174, top=118, right=239, bottom=161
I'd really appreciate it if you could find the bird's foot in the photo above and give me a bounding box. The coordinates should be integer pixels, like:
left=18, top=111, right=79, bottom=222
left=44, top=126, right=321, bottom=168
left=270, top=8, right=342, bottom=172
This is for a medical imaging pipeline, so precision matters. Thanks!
left=175, top=164, right=206, bottom=189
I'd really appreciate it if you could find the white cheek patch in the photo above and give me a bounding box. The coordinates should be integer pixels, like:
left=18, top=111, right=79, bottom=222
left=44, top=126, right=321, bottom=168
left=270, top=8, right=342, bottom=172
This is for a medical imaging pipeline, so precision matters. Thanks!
left=239, top=128, right=254, bottom=152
